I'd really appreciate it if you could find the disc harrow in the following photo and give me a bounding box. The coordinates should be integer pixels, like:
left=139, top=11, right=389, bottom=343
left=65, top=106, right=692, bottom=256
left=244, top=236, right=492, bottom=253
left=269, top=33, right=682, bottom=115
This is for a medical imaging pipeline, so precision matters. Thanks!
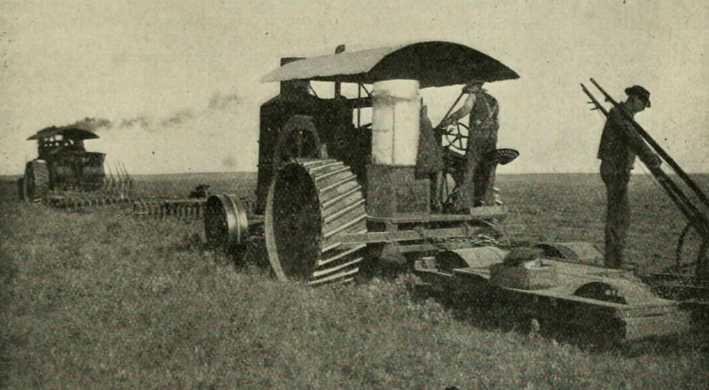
left=265, top=159, right=368, bottom=285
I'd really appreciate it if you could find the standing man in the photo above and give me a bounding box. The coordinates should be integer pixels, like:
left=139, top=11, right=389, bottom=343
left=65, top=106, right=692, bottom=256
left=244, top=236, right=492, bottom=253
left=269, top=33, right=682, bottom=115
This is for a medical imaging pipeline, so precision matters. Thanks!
left=597, top=85, right=661, bottom=269
left=443, top=80, right=500, bottom=210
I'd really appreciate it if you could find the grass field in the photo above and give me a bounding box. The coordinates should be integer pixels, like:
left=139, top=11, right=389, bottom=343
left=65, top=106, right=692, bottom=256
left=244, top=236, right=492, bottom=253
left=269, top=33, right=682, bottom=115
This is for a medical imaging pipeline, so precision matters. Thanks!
left=1, top=173, right=707, bottom=390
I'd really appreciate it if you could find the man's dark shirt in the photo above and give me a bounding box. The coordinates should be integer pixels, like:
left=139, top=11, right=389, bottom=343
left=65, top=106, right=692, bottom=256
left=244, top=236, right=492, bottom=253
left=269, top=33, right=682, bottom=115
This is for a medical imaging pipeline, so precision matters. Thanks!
left=597, top=104, right=655, bottom=170
left=466, top=90, right=499, bottom=140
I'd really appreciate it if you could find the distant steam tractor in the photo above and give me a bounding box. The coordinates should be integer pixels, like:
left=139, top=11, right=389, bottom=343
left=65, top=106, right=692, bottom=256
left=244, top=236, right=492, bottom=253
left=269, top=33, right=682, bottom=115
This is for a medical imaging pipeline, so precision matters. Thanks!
left=19, top=126, right=106, bottom=202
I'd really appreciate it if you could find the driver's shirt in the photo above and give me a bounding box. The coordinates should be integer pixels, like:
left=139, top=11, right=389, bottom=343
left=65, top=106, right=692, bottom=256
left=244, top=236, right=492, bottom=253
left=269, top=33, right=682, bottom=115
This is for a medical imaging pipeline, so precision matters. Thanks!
left=466, top=90, right=499, bottom=150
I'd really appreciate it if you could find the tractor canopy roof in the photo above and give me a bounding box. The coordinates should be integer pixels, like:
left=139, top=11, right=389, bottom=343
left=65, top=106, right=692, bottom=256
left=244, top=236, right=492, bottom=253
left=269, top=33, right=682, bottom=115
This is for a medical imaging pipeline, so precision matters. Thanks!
left=261, top=41, right=519, bottom=88
left=27, top=126, right=100, bottom=141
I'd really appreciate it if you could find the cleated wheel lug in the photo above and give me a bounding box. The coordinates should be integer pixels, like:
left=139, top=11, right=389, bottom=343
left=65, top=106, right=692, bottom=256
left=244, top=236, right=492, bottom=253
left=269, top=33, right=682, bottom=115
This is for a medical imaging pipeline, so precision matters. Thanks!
left=265, top=159, right=368, bottom=285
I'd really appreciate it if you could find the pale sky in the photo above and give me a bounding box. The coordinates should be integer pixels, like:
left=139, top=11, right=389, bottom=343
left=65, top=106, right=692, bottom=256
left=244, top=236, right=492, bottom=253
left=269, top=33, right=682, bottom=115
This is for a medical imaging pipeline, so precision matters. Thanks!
left=1, top=0, right=708, bottom=175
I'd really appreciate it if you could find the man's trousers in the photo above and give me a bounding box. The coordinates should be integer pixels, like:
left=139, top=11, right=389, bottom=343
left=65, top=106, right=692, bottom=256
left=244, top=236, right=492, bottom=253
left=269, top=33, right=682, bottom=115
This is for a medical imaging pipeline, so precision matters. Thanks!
left=600, top=160, right=631, bottom=269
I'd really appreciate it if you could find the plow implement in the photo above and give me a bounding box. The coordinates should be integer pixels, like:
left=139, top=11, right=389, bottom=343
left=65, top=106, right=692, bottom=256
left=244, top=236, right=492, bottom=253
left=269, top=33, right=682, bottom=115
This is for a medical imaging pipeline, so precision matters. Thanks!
left=415, top=245, right=692, bottom=343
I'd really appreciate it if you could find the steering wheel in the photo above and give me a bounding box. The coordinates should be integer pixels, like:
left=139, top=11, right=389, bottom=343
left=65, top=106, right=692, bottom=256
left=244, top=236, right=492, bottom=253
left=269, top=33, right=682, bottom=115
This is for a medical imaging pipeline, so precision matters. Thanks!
left=441, top=121, right=469, bottom=153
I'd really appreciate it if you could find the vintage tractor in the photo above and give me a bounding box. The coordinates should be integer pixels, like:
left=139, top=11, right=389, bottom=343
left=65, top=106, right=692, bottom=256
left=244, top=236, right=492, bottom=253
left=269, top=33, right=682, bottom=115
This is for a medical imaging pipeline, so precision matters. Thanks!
left=205, top=41, right=698, bottom=342
left=19, top=126, right=106, bottom=202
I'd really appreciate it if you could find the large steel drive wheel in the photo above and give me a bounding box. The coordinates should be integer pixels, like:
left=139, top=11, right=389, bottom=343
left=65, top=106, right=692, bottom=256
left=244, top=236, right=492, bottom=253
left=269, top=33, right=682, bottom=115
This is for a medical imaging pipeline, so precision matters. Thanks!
left=23, top=160, right=49, bottom=202
left=265, top=159, right=367, bottom=285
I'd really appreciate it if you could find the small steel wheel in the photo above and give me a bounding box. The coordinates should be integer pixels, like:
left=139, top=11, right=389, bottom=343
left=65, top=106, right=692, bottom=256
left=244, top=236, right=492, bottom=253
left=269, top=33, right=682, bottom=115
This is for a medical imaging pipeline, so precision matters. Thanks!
left=204, top=194, right=249, bottom=253
left=675, top=221, right=709, bottom=283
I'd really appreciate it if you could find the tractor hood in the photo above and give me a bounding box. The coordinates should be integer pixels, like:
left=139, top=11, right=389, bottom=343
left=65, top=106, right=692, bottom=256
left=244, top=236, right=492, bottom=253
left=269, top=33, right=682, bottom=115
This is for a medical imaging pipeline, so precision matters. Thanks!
left=261, top=41, right=519, bottom=88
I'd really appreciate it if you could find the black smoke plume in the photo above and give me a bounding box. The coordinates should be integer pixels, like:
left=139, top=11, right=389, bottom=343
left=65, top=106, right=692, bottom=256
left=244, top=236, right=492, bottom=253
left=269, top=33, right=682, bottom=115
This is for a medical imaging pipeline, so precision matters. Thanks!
left=69, top=117, right=112, bottom=132
left=208, top=91, right=240, bottom=110
left=119, top=116, right=151, bottom=129
left=64, top=90, right=239, bottom=132
left=161, top=110, right=194, bottom=127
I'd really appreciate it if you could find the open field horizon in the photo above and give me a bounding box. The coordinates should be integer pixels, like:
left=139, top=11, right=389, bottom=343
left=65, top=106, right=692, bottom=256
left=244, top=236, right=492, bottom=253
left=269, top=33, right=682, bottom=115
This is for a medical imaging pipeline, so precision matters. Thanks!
left=1, top=172, right=708, bottom=389
left=3, top=172, right=708, bottom=269
left=4, top=171, right=709, bottom=181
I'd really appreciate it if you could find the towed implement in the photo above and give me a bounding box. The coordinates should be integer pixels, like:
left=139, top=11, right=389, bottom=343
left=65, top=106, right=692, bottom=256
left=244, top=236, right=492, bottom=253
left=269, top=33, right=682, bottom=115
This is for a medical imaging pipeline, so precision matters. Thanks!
left=131, top=185, right=223, bottom=220
left=205, top=41, right=702, bottom=343
left=416, top=244, right=691, bottom=342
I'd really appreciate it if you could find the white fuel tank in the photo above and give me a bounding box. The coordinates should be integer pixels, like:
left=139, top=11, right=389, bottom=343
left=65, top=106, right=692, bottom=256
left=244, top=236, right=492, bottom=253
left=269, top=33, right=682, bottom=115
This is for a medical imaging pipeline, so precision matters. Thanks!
left=371, top=79, right=420, bottom=165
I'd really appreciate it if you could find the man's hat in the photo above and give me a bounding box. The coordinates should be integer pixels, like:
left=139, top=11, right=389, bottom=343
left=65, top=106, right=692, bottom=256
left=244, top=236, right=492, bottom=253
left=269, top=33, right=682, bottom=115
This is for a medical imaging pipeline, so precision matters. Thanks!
left=625, top=85, right=651, bottom=108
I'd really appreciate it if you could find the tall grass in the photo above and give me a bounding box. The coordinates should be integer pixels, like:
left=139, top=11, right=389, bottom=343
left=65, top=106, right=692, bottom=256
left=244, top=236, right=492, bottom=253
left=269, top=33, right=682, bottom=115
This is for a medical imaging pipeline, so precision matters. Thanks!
left=1, top=174, right=708, bottom=389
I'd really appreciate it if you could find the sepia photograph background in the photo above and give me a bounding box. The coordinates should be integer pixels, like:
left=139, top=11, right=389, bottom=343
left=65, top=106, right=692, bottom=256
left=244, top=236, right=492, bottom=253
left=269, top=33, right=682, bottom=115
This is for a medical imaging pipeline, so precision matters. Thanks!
left=1, top=2, right=709, bottom=390
left=1, top=0, right=707, bottom=176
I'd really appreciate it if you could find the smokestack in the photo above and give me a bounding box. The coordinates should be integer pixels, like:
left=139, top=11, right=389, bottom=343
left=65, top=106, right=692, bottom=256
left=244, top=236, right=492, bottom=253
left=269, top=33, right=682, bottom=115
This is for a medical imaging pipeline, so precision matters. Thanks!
left=279, top=57, right=308, bottom=97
